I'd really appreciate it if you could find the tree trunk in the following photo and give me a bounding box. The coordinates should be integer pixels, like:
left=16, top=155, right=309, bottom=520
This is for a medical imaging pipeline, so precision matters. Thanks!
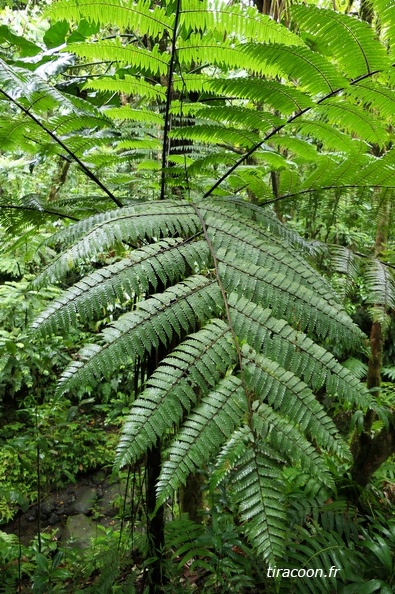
left=181, top=472, right=204, bottom=523
left=146, top=442, right=166, bottom=594
left=351, top=192, right=391, bottom=486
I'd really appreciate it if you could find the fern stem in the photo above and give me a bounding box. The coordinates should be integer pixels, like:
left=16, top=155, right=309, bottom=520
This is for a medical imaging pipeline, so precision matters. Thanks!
left=262, top=184, right=395, bottom=205
left=0, top=89, right=124, bottom=208
left=192, top=205, right=251, bottom=418
left=0, top=203, right=79, bottom=221
left=203, top=66, right=391, bottom=198
left=160, top=0, right=182, bottom=200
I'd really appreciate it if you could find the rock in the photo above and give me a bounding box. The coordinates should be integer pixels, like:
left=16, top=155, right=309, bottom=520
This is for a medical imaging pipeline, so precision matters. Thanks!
left=91, top=470, right=106, bottom=486
left=49, top=512, right=60, bottom=525
left=64, top=514, right=96, bottom=549
left=69, top=486, right=98, bottom=515
left=98, top=482, right=129, bottom=517
left=41, top=497, right=56, bottom=518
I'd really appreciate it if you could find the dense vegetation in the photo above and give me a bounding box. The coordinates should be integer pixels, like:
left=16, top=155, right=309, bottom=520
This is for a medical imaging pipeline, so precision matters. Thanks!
left=1, top=0, right=395, bottom=592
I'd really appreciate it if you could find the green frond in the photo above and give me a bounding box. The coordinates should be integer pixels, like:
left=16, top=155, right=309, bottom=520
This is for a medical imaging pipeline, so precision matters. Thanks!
left=241, top=43, right=347, bottom=94
left=282, top=527, right=360, bottom=594
left=252, top=402, right=334, bottom=489
left=268, top=136, right=322, bottom=163
left=177, top=34, right=249, bottom=70
left=180, top=0, right=303, bottom=46
left=201, top=205, right=340, bottom=307
left=315, top=100, right=388, bottom=146
left=31, top=202, right=200, bottom=288
left=372, top=0, right=395, bottom=55
left=232, top=433, right=287, bottom=562
left=172, top=73, right=212, bottom=95
left=210, top=426, right=251, bottom=490
left=104, top=106, right=163, bottom=124
left=156, top=375, right=246, bottom=505
left=68, top=41, right=170, bottom=76
left=115, top=319, right=237, bottom=469
left=293, top=119, right=362, bottom=153
left=84, top=76, right=167, bottom=101
left=171, top=124, right=261, bottom=149
left=242, top=346, right=350, bottom=460
left=328, top=245, right=359, bottom=283
left=218, top=252, right=364, bottom=349
left=209, top=78, right=314, bottom=116
left=228, top=294, right=373, bottom=410
left=0, top=57, right=108, bottom=119
left=47, top=0, right=173, bottom=38
left=363, top=258, right=395, bottom=309
left=194, top=105, right=283, bottom=133
left=115, top=138, right=162, bottom=151
left=345, top=81, right=395, bottom=122
left=291, top=5, right=389, bottom=77
left=222, top=199, right=316, bottom=253
left=56, top=275, right=222, bottom=396
left=186, top=151, right=239, bottom=176
left=32, top=239, right=211, bottom=336
left=355, top=146, right=395, bottom=187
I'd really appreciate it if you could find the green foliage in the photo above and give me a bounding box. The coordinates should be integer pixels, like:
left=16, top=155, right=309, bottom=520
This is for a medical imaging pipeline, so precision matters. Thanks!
left=2, top=0, right=395, bottom=588
left=30, top=196, right=372, bottom=562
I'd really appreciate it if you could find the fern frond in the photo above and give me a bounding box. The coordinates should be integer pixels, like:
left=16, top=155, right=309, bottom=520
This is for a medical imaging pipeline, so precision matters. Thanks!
left=210, top=426, right=251, bottom=490
left=315, top=100, right=387, bottom=146
left=221, top=198, right=316, bottom=253
left=47, top=0, right=173, bottom=37
left=293, top=119, right=362, bottom=152
left=156, top=376, right=246, bottom=505
left=345, top=81, right=395, bottom=122
left=242, top=43, right=347, bottom=94
left=31, top=202, right=200, bottom=288
left=252, top=402, right=334, bottom=489
left=328, top=245, right=359, bottom=282
left=232, top=433, right=287, bottom=562
left=32, top=239, right=211, bottom=336
left=363, top=258, right=395, bottom=309
left=84, top=76, right=167, bottom=101
left=180, top=0, right=303, bottom=46
left=115, top=319, right=237, bottom=469
left=229, top=294, right=373, bottom=410
left=194, top=105, right=283, bottom=133
left=68, top=41, right=170, bottom=76
left=218, top=253, right=364, bottom=349
left=242, top=346, right=350, bottom=460
left=171, top=124, right=261, bottom=149
left=209, top=78, right=314, bottom=115
left=177, top=34, right=249, bottom=70
left=104, top=106, right=163, bottom=124
left=372, top=0, right=395, bottom=55
left=201, top=206, right=340, bottom=307
left=291, top=5, right=389, bottom=77
left=56, top=275, right=221, bottom=396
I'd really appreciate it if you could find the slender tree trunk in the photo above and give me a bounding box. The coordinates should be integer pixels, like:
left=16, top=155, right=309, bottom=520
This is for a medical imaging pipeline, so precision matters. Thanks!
left=146, top=441, right=166, bottom=593
left=181, top=472, right=204, bottom=523
left=351, top=193, right=392, bottom=486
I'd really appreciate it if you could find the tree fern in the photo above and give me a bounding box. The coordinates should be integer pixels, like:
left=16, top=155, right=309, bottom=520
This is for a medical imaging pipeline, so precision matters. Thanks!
left=30, top=197, right=370, bottom=561
left=6, top=0, right=395, bottom=567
